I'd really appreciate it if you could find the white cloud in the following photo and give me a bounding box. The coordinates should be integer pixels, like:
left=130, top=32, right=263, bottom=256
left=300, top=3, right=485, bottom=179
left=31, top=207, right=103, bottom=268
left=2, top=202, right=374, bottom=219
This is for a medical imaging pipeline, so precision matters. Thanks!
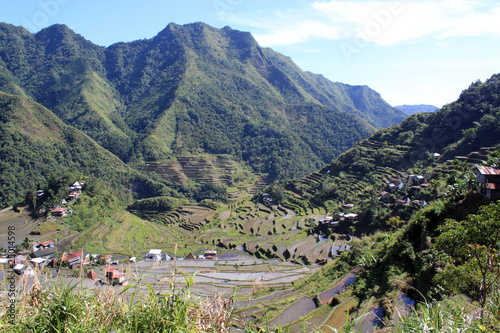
left=314, top=0, right=500, bottom=45
left=228, top=0, right=500, bottom=47
left=254, top=20, right=341, bottom=46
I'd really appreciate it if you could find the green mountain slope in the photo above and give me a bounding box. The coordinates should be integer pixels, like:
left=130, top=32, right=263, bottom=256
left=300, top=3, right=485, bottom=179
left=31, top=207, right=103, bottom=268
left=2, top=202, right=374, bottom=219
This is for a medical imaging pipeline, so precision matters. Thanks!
left=0, top=22, right=404, bottom=180
left=280, top=74, right=500, bottom=228
left=262, top=48, right=406, bottom=128
left=0, top=91, right=172, bottom=208
left=280, top=75, right=500, bottom=332
left=0, top=23, right=133, bottom=161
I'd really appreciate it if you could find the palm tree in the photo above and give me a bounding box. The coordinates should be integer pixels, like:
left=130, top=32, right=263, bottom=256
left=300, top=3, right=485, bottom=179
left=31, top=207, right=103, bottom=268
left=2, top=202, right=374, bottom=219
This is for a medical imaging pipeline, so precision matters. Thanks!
left=21, top=237, right=31, bottom=251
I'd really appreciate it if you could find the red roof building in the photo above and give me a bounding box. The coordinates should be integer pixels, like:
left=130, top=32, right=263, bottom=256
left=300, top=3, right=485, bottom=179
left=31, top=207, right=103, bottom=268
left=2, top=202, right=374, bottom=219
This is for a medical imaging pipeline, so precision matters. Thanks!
left=105, top=266, right=126, bottom=284
left=52, top=206, right=68, bottom=216
left=40, top=240, right=55, bottom=248
left=87, top=270, right=98, bottom=280
left=105, top=266, right=119, bottom=277
left=98, top=255, right=113, bottom=264
left=62, top=254, right=81, bottom=267
left=476, top=166, right=500, bottom=200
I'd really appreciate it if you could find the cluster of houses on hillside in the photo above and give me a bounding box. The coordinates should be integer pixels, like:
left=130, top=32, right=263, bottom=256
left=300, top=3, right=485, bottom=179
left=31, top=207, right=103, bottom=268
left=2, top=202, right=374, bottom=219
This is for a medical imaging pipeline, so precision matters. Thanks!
left=48, top=181, right=84, bottom=217
left=380, top=165, right=500, bottom=203
left=4, top=243, right=222, bottom=279
left=380, top=165, right=500, bottom=204
left=316, top=165, right=500, bottom=234
left=262, top=193, right=273, bottom=205
left=0, top=240, right=58, bottom=275
left=379, top=175, right=429, bottom=207
left=318, top=203, right=359, bottom=232
left=1, top=243, right=129, bottom=286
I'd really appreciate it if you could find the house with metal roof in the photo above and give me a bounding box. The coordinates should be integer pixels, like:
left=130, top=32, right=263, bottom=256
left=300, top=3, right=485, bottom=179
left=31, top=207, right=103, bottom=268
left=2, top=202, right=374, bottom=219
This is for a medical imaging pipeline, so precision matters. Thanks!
left=105, top=266, right=126, bottom=285
left=146, top=249, right=162, bottom=261
left=476, top=166, right=500, bottom=200
left=31, top=247, right=56, bottom=259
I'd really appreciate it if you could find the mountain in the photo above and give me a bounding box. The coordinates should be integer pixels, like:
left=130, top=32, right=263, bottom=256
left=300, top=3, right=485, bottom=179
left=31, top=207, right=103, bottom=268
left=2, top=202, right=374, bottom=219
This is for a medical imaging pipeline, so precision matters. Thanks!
left=0, top=91, right=176, bottom=208
left=0, top=23, right=405, bottom=173
left=281, top=75, right=500, bottom=332
left=306, top=75, right=500, bottom=216
left=395, top=104, right=439, bottom=115
left=0, top=22, right=406, bottom=206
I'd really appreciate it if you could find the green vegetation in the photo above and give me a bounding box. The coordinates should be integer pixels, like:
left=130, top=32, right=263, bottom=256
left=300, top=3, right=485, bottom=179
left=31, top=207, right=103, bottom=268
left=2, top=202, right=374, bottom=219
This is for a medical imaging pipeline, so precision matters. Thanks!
left=2, top=20, right=500, bottom=333
left=391, top=293, right=500, bottom=332
left=259, top=74, right=500, bottom=331
left=435, top=202, right=500, bottom=308
left=128, top=196, right=183, bottom=212
left=0, top=272, right=235, bottom=332
left=0, top=91, right=178, bottom=209
left=0, top=21, right=407, bottom=208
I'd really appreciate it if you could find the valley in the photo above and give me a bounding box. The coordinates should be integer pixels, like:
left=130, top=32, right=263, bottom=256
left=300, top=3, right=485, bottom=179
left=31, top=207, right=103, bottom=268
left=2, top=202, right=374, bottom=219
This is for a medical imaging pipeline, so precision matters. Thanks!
left=1, top=20, right=500, bottom=332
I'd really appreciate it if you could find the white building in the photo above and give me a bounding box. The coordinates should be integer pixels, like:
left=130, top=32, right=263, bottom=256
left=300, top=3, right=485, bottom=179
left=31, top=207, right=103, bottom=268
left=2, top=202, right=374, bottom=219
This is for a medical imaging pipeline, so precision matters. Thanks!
left=147, top=249, right=162, bottom=261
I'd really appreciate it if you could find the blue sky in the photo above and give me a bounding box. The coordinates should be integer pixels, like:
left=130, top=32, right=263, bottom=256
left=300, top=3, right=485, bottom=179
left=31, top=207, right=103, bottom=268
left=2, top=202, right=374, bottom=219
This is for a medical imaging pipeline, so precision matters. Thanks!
left=2, top=0, right=500, bottom=108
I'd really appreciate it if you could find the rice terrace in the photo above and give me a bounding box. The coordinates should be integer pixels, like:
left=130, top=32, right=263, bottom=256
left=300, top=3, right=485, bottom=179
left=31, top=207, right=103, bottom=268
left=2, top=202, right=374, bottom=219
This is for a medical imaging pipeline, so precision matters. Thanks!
left=1, top=9, right=500, bottom=332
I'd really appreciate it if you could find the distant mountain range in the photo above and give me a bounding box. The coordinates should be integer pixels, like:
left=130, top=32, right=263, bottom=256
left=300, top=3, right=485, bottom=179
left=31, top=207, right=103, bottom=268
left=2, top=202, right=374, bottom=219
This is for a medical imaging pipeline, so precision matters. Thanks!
left=395, top=104, right=439, bottom=115
left=0, top=21, right=406, bottom=207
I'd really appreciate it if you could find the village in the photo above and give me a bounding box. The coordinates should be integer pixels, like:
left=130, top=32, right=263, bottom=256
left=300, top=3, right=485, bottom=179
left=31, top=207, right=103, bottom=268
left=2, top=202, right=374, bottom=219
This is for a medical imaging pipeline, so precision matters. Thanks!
left=1, top=164, right=500, bottom=308
left=0, top=166, right=500, bottom=278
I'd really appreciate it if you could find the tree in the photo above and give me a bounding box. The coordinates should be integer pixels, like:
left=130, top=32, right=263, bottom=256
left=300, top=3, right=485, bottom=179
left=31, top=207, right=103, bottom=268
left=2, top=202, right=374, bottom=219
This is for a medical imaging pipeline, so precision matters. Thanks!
left=435, top=202, right=500, bottom=308
left=21, top=237, right=31, bottom=251
left=306, top=218, right=317, bottom=235
left=25, top=189, right=37, bottom=212
left=196, top=183, right=228, bottom=203
left=386, top=216, right=405, bottom=229
left=348, top=225, right=356, bottom=236
left=267, top=182, right=285, bottom=205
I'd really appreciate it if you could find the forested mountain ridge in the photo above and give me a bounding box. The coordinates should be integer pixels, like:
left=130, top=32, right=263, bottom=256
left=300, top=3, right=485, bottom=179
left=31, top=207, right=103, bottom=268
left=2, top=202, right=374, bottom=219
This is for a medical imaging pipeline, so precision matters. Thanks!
left=0, top=22, right=404, bottom=184
left=300, top=74, right=500, bottom=219
left=324, top=75, right=500, bottom=174
left=0, top=91, right=176, bottom=208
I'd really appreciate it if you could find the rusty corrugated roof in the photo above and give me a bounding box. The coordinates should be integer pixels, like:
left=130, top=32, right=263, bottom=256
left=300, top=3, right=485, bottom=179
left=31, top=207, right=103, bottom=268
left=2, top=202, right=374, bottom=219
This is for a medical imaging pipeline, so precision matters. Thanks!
left=477, top=166, right=500, bottom=175
left=105, top=266, right=119, bottom=273
left=63, top=254, right=80, bottom=262
left=487, top=183, right=500, bottom=190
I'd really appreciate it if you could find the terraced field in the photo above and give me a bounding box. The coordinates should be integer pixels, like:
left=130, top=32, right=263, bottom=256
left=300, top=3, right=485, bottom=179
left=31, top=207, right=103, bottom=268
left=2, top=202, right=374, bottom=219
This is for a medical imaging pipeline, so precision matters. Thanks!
left=70, top=211, right=177, bottom=256
left=143, top=154, right=257, bottom=188
left=130, top=253, right=320, bottom=298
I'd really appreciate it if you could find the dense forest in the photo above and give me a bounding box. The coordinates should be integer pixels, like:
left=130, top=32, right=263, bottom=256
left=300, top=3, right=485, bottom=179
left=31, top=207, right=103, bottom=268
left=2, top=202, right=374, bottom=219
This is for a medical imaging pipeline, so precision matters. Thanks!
left=0, top=22, right=408, bottom=207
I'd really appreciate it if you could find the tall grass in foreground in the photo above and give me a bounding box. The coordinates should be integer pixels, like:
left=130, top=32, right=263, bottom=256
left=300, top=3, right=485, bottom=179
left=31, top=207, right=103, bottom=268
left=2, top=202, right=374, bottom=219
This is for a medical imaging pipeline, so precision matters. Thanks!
left=0, top=267, right=235, bottom=333
left=388, top=299, right=500, bottom=332
left=321, top=287, right=500, bottom=333
left=388, top=288, right=500, bottom=333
